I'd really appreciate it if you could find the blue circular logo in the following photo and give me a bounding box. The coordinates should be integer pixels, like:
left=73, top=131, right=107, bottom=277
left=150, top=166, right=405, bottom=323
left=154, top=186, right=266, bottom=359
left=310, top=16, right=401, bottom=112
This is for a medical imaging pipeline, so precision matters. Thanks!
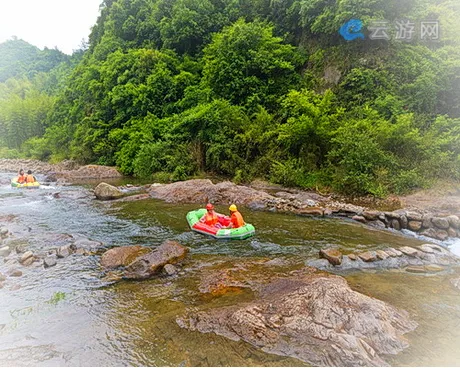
left=339, top=19, right=365, bottom=41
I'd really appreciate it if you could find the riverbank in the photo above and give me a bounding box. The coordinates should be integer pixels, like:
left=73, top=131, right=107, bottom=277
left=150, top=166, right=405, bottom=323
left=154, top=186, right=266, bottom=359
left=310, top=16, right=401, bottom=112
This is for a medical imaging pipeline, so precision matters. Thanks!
left=2, top=158, right=460, bottom=244
left=0, top=158, right=122, bottom=182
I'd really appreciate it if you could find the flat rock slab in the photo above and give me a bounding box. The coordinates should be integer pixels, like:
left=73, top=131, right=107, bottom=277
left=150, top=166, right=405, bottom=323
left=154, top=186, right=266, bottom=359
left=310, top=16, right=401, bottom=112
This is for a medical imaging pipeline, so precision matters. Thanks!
left=177, top=270, right=417, bottom=367
left=417, top=244, right=435, bottom=254
left=376, top=250, right=389, bottom=260
left=358, top=251, right=377, bottom=262
left=399, top=247, right=419, bottom=257
left=348, top=254, right=357, bottom=261
left=384, top=248, right=400, bottom=257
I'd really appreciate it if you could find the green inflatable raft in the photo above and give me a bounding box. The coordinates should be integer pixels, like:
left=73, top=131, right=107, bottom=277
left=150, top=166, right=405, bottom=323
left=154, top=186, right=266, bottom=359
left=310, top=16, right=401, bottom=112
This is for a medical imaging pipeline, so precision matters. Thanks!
left=11, top=179, right=40, bottom=188
left=186, top=208, right=255, bottom=240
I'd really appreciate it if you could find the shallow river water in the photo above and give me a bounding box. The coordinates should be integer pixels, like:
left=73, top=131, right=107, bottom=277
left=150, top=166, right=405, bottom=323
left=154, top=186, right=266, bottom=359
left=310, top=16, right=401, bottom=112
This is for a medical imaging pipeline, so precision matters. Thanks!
left=0, top=172, right=460, bottom=366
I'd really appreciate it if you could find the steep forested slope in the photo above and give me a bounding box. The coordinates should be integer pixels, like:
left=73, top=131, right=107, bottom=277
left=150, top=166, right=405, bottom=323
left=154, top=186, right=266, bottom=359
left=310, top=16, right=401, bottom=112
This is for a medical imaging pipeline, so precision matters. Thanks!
left=1, top=0, right=459, bottom=196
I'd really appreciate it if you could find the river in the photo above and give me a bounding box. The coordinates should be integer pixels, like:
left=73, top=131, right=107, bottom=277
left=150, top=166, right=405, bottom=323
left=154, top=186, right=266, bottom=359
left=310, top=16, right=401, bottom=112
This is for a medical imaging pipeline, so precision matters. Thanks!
left=1, top=172, right=460, bottom=366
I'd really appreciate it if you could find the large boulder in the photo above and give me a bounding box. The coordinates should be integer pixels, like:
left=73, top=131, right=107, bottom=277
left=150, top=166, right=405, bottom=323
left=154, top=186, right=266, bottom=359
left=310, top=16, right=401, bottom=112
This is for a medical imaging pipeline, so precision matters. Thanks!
left=124, top=240, right=188, bottom=279
left=94, top=182, right=124, bottom=200
left=177, top=270, right=417, bottom=367
left=148, top=179, right=273, bottom=208
left=101, top=245, right=150, bottom=269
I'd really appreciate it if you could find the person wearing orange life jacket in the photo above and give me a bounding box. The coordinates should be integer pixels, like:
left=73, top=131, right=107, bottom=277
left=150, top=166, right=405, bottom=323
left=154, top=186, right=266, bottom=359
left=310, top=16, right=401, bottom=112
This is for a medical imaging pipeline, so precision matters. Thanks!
left=17, top=169, right=26, bottom=184
left=25, top=170, right=37, bottom=184
left=200, top=203, right=223, bottom=228
left=227, top=204, right=245, bottom=229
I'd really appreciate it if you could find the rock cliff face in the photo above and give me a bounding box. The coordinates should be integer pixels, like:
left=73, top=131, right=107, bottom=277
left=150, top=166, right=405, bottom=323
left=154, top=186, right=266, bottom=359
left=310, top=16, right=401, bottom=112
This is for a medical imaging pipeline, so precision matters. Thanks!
left=177, top=268, right=417, bottom=367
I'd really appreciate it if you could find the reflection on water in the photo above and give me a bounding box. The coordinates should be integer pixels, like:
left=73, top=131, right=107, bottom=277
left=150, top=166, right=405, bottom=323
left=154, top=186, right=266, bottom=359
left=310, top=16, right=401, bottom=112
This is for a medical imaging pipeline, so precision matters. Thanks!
left=346, top=271, right=460, bottom=367
left=1, top=172, right=460, bottom=366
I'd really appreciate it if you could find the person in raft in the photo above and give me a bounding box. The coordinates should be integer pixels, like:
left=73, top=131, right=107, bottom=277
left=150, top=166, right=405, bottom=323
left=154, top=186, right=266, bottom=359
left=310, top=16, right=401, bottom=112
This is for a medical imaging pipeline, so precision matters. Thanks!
left=25, top=170, right=37, bottom=183
left=226, top=204, right=245, bottom=229
left=17, top=169, right=26, bottom=184
left=200, top=203, right=225, bottom=228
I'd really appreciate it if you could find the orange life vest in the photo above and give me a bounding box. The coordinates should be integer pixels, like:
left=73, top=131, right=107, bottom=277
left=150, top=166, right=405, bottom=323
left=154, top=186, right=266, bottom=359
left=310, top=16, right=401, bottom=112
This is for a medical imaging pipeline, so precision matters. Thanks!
left=17, top=174, right=26, bottom=184
left=205, top=212, right=219, bottom=226
left=26, top=174, right=35, bottom=183
left=231, top=211, right=245, bottom=228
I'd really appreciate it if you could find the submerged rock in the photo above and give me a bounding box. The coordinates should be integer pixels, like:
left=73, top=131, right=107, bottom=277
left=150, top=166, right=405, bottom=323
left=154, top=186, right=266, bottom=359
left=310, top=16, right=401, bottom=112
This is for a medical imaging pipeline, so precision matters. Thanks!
left=123, top=240, right=188, bottom=280
left=451, top=277, right=460, bottom=291
left=199, top=269, right=246, bottom=295
left=8, top=269, right=22, bottom=277
left=94, top=182, right=124, bottom=200
left=177, top=270, right=417, bottom=367
left=0, top=246, right=11, bottom=257
left=43, top=256, right=57, bottom=268
left=19, top=251, right=34, bottom=264
left=0, top=227, right=8, bottom=238
left=56, top=244, right=76, bottom=258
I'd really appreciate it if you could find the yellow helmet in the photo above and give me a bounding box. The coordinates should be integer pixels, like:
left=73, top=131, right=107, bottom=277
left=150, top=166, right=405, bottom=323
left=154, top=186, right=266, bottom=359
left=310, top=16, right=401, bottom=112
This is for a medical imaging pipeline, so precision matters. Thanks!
left=229, top=204, right=237, bottom=212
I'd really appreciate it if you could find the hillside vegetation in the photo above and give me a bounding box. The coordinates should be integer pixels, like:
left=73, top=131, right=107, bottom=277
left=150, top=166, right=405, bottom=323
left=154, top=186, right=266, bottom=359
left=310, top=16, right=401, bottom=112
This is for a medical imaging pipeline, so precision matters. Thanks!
left=1, top=0, right=460, bottom=196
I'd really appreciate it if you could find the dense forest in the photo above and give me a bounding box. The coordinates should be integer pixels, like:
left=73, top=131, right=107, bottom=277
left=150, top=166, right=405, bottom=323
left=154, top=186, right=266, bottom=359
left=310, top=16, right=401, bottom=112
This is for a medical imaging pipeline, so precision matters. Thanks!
left=1, top=0, right=459, bottom=196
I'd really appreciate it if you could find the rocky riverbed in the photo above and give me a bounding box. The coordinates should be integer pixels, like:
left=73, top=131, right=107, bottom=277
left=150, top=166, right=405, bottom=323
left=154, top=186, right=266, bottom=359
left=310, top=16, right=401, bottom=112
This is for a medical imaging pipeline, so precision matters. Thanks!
left=3, top=162, right=460, bottom=366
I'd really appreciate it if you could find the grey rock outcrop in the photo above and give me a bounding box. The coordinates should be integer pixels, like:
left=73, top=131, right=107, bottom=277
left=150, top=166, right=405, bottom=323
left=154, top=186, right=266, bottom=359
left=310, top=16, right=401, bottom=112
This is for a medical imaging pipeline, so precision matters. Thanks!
left=177, top=270, right=417, bottom=367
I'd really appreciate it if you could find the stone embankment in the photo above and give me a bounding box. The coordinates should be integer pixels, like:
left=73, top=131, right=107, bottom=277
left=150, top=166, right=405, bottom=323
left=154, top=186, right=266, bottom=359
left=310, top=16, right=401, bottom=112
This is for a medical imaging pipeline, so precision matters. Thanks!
left=0, top=159, right=122, bottom=181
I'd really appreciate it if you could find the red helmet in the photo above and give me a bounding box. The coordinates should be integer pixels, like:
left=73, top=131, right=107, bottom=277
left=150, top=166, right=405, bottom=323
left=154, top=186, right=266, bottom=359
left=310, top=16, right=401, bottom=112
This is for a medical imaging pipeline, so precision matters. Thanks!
left=206, top=203, right=214, bottom=210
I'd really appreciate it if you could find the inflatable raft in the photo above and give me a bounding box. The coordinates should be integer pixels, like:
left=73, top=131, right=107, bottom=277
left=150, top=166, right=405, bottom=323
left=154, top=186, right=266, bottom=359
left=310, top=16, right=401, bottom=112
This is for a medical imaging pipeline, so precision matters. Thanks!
left=186, top=208, right=255, bottom=240
left=11, top=179, right=40, bottom=188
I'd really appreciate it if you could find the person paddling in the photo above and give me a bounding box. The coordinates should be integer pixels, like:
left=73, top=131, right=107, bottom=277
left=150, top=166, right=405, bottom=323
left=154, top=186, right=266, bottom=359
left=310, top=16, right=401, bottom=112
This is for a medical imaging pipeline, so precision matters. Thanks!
left=17, top=169, right=26, bottom=184
left=227, top=204, right=245, bottom=229
left=200, top=203, right=224, bottom=228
